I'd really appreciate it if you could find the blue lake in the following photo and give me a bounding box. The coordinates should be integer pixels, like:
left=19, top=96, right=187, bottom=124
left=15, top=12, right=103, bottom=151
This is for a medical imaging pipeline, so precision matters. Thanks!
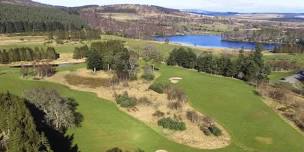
left=155, top=34, right=276, bottom=50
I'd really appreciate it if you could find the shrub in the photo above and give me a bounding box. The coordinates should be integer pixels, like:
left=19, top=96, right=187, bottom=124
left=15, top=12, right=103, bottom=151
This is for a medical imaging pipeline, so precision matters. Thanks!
left=149, top=82, right=167, bottom=94
left=200, top=126, right=212, bottom=136
left=137, top=97, right=152, bottom=106
left=115, top=92, right=136, bottom=108
left=141, top=65, right=155, bottom=81
left=164, top=85, right=187, bottom=103
left=141, top=73, right=155, bottom=81
left=157, top=117, right=186, bottom=131
left=209, top=126, right=222, bottom=136
left=167, top=101, right=183, bottom=110
left=153, top=110, right=165, bottom=117
left=186, top=111, right=200, bottom=124
left=199, top=123, right=222, bottom=136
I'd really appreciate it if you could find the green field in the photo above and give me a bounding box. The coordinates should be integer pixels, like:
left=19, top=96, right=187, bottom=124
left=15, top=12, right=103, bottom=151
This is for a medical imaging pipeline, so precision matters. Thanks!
left=1, top=63, right=304, bottom=152
left=269, top=71, right=294, bottom=81
left=264, top=53, right=304, bottom=67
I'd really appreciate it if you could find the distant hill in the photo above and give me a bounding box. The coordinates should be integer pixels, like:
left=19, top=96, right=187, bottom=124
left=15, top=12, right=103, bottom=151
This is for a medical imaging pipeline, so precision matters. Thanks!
left=80, top=4, right=191, bottom=38
left=95, top=4, right=182, bottom=15
left=182, top=9, right=239, bottom=17
left=0, top=0, right=49, bottom=7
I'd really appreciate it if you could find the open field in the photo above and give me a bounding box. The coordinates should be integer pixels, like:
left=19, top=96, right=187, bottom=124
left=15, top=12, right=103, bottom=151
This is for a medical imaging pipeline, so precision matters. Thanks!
left=268, top=71, right=294, bottom=81
left=264, top=53, right=304, bottom=67
left=1, top=63, right=304, bottom=152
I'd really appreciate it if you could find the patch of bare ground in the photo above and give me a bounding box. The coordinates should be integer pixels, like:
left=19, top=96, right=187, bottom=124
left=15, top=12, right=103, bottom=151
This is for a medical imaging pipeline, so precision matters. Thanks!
left=255, top=136, right=273, bottom=145
left=47, top=68, right=231, bottom=149
left=7, top=53, right=85, bottom=67
left=0, top=35, right=46, bottom=45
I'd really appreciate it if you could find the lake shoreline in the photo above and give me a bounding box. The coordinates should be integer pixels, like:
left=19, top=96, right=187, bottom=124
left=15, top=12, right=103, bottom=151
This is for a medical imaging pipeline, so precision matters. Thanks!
left=155, top=34, right=276, bottom=50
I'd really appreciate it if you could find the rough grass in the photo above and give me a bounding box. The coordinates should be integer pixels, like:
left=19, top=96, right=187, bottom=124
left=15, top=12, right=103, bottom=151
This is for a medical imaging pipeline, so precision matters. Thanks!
left=64, top=74, right=112, bottom=88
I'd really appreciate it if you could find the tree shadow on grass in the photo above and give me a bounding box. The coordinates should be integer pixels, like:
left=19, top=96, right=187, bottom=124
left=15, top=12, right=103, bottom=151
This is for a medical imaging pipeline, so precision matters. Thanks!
left=26, top=102, right=80, bottom=152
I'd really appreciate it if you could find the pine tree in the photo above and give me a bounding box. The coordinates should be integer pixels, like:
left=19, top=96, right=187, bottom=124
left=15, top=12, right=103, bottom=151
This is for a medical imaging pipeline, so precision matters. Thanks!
left=87, top=50, right=103, bottom=72
left=0, top=92, right=53, bottom=152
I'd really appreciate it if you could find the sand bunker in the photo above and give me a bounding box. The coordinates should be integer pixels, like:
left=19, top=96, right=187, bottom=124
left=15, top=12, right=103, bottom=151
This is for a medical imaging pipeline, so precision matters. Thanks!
left=169, top=77, right=183, bottom=84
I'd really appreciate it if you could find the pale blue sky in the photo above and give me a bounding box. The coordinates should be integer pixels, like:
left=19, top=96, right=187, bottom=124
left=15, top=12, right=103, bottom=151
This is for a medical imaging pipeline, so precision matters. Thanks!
left=33, top=0, right=304, bottom=13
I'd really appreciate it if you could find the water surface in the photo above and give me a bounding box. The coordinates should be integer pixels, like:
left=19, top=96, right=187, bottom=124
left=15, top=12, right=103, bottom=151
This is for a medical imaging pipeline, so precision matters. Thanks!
left=155, top=34, right=276, bottom=50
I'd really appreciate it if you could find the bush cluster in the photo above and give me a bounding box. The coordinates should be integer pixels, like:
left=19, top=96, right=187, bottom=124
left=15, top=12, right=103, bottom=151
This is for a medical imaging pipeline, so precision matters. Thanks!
left=164, top=85, right=187, bottom=103
left=186, top=111, right=222, bottom=136
left=115, top=92, right=136, bottom=108
left=157, top=117, right=186, bottom=131
left=153, top=110, right=165, bottom=117
left=149, top=82, right=168, bottom=94
left=141, top=65, right=155, bottom=81
left=200, top=125, right=222, bottom=136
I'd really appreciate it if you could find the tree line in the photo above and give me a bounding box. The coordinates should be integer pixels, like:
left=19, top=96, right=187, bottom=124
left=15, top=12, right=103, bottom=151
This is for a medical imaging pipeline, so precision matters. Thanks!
left=21, top=62, right=56, bottom=78
left=0, top=47, right=59, bottom=64
left=0, top=3, right=86, bottom=33
left=167, top=45, right=271, bottom=82
left=273, top=39, right=304, bottom=53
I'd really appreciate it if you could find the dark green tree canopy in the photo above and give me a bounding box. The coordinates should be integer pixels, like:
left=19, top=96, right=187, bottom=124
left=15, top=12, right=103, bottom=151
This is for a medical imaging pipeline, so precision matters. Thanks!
left=0, top=92, right=52, bottom=152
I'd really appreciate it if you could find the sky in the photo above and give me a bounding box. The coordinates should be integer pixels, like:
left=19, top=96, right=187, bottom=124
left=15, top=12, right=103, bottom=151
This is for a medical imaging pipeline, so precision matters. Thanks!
left=33, top=0, right=304, bottom=13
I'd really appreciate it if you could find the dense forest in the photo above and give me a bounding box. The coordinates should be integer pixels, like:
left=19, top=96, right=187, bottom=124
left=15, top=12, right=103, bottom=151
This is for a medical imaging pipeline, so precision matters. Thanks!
left=222, top=28, right=304, bottom=44
left=273, top=39, right=304, bottom=53
left=0, top=3, right=87, bottom=33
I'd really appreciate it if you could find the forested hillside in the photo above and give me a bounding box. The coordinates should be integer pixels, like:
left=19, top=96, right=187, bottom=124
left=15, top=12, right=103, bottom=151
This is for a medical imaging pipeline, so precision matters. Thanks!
left=0, top=3, right=87, bottom=33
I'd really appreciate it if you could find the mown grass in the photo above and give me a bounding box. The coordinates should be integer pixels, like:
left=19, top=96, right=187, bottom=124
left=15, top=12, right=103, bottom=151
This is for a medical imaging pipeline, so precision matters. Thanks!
left=1, top=64, right=304, bottom=152
left=0, top=42, right=84, bottom=54
left=154, top=65, right=304, bottom=152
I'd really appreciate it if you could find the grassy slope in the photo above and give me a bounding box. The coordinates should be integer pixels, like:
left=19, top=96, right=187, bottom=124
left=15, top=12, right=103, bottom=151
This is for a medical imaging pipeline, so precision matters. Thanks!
left=1, top=35, right=304, bottom=151
left=264, top=53, right=304, bottom=67
left=155, top=65, right=304, bottom=152
left=0, top=67, right=202, bottom=152
left=269, top=71, right=294, bottom=81
left=1, top=65, right=304, bottom=152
